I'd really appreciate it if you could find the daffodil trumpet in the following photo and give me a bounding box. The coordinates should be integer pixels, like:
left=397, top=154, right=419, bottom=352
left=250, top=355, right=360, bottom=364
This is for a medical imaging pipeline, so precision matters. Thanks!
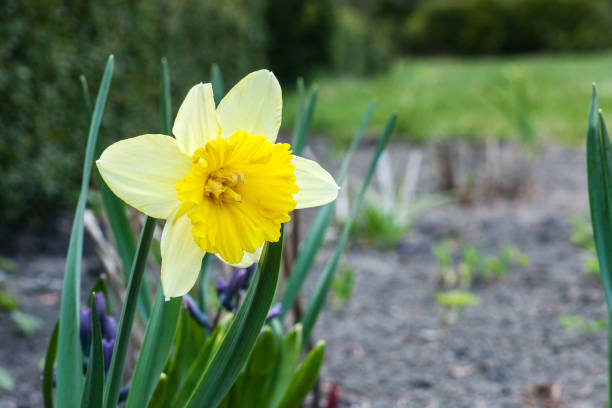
left=97, top=70, right=339, bottom=298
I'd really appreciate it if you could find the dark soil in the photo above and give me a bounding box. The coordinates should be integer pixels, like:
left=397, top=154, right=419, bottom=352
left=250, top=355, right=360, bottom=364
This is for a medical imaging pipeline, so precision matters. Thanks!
left=0, top=141, right=605, bottom=408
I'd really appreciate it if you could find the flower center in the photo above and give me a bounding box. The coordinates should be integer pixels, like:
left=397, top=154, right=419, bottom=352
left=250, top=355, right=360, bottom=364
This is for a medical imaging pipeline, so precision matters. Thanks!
left=174, top=130, right=299, bottom=264
left=204, top=168, right=243, bottom=203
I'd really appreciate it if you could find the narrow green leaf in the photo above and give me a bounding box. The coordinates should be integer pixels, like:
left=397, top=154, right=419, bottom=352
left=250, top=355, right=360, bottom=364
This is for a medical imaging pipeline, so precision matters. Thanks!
left=211, top=64, right=224, bottom=106
left=124, top=290, right=182, bottom=408
left=56, top=55, right=114, bottom=407
left=278, top=341, right=326, bottom=408
left=586, top=84, right=612, bottom=406
left=81, top=74, right=151, bottom=321
left=587, top=85, right=612, bottom=310
left=81, top=295, right=105, bottom=408
left=184, top=227, right=285, bottom=408
left=161, top=58, right=172, bottom=136
left=291, top=86, right=317, bottom=156
left=169, top=321, right=229, bottom=408
left=281, top=101, right=376, bottom=317
left=198, top=254, right=212, bottom=311
left=103, top=217, right=157, bottom=408
left=268, top=324, right=303, bottom=408
left=234, top=328, right=278, bottom=406
left=42, top=322, right=59, bottom=408
left=301, top=114, right=396, bottom=343
left=79, top=75, right=93, bottom=124
left=155, top=308, right=191, bottom=406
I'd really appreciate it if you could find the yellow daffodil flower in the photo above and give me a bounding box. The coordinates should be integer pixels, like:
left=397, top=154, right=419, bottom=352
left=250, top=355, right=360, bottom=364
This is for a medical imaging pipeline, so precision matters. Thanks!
left=97, top=70, right=339, bottom=298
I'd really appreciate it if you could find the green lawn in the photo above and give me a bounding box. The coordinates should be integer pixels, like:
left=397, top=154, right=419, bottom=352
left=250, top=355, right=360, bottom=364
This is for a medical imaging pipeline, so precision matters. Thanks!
left=283, top=52, right=612, bottom=145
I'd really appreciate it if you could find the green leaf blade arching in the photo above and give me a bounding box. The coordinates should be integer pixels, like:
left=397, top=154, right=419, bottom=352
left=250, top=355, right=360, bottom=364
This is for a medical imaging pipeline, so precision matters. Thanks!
left=587, top=85, right=612, bottom=311
left=291, top=86, right=317, bottom=156
left=301, top=114, right=396, bottom=343
left=585, top=84, right=612, bottom=406
left=281, top=101, right=376, bottom=318
left=42, top=322, right=59, bottom=408
left=124, top=291, right=182, bottom=408
left=56, top=55, right=114, bottom=408
left=80, top=296, right=105, bottom=408
left=278, top=341, right=326, bottom=408
left=211, top=64, right=225, bottom=106
left=267, top=324, right=303, bottom=408
left=184, top=227, right=285, bottom=408
left=169, top=321, right=229, bottom=408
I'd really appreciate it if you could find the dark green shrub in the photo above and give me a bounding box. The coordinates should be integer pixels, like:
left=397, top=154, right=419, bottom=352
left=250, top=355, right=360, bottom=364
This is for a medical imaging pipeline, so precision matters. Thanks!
left=403, top=0, right=612, bottom=55
left=264, top=0, right=334, bottom=82
left=330, top=6, right=393, bottom=75
left=0, top=0, right=265, bottom=224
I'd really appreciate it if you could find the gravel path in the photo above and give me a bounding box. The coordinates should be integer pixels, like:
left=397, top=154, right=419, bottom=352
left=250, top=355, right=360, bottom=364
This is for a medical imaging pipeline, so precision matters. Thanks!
left=310, top=143, right=605, bottom=407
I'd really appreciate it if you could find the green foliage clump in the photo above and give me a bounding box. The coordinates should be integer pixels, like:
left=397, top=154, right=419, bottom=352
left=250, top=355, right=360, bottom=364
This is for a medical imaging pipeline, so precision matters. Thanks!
left=403, top=0, right=612, bottom=55
left=434, top=240, right=529, bottom=288
left=1, top=0, right=266, bottom=223
left=352, top=204, right=410, bottom=248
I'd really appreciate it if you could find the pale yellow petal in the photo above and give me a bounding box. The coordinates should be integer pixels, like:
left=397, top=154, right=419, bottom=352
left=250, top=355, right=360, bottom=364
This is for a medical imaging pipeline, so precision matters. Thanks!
left=217, top=245, right=263, bottom=268
left=173, top=83, right=220, bottom=155
left=293, top=155, right=339, bottom=209
left=161, top=213, right=206, bottom=298
left=217, top=70, right=282, bottom=143
left=97, top=134, right=191, bottom=219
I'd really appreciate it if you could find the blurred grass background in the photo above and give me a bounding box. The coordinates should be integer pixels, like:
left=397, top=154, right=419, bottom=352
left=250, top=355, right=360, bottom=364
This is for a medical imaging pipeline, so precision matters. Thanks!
left=2, top=0, right=612, bottom=223
left=284, top=52, right=612, bottom=145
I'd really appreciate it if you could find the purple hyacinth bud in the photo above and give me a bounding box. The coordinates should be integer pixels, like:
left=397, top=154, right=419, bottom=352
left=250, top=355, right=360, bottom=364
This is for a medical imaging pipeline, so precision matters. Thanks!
left=219, top=269, right=244, bottom=310
left=216, top=277, right=228, bottom=296
left=243, top=264, right=257, bottom=289
left=183, top=295, right=211, bottom=329
left=102, top=338, right=115, bottom=371
left=102, top=316, right=117, bottom=341
left=118, top=385, right=130, bottom=403
left=229, top=268, right=248, bottom=292
left=80, top=307, right=92, bottom=351
left=266, top=303, right=282, bottom=322
left=95, top=293, right=107, bottom=322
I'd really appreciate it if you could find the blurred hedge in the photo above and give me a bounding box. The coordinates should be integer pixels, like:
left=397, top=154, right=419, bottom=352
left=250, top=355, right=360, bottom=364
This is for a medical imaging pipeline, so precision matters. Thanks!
left=264, top=0, right=334, bottom=82
left=1, top=0, right=266, bottom=224
left=330, top=5, right=393, bottom=75
left=403, top=0, right=612, bottom=54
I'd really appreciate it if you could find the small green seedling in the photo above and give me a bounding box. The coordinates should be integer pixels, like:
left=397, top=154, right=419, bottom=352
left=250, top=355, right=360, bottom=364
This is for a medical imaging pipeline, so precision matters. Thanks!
left=436, top=290, right=480, bottom=325
left=433, top=240, right=457, bottom=288
left=435, top=241, right=529, bottom=288
left=436, top=290, right=480, bottom=310
left=357, top=205, right=409, bottom=248
left=0, top=291, right=18, bottom=312
left=11, top=310, right=43, bottom=337
left=332, top=266, right=355, bottom=308
left=559, top=315, right=607, bottom=334
left=584, top=255, right=600, bottom=276
left=0, top=367, right=14, bottom=391
left=570, top=215, right=596, bottom=251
